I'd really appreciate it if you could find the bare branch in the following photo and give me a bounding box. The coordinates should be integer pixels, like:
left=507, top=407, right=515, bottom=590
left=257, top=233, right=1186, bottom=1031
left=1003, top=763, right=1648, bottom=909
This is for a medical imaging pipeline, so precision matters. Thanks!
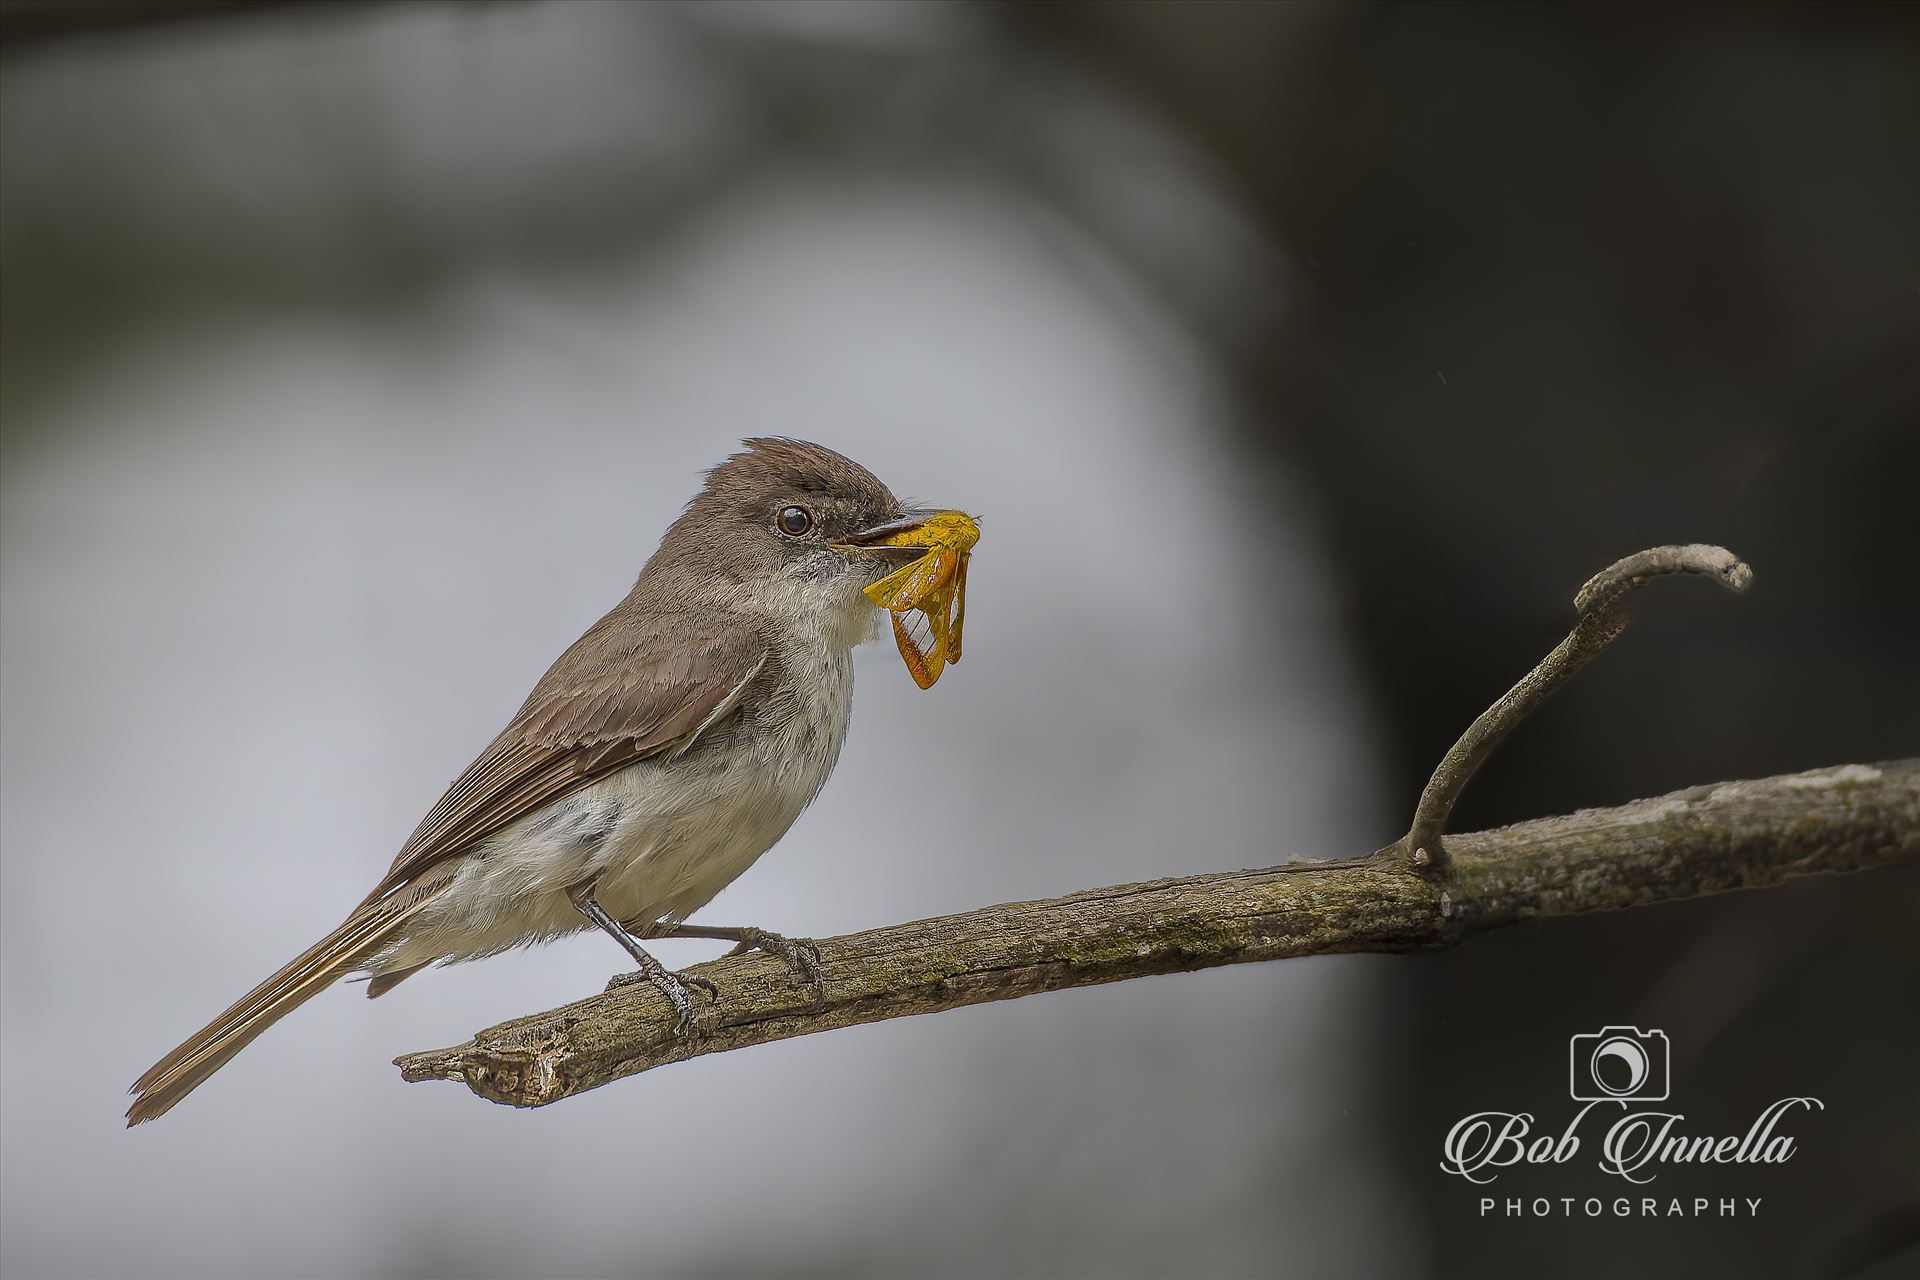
left=0, top=1, right=422, bottom=55
left=1395, top=543, right=1754, bottom=871
left=397, top=758, right=1919, bottom=1109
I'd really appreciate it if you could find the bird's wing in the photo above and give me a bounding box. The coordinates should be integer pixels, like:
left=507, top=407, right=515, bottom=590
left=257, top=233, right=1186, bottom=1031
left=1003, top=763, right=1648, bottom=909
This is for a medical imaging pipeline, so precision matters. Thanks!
left=360, top=615, right=766, bottom=906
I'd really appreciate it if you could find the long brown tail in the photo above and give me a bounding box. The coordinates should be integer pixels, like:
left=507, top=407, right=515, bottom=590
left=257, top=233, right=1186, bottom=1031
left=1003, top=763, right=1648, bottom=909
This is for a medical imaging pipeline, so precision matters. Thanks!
left=127, top=878, right=449, bottom=1125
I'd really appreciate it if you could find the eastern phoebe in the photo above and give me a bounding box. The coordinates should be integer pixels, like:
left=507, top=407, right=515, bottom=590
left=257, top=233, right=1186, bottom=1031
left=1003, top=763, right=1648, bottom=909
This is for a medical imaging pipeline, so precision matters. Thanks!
left=129, top=438, right=971, bottom=1124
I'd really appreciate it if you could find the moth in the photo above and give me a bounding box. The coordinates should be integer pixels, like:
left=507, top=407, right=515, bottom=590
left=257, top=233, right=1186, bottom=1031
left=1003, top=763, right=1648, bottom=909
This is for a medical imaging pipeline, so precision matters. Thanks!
left=862, top=511, right=979, bottom=689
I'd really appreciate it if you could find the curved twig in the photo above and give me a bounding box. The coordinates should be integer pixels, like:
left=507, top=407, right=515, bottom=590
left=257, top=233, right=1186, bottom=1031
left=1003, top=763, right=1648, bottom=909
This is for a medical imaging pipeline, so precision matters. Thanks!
left=1394, top=544, right=1753, bottom=872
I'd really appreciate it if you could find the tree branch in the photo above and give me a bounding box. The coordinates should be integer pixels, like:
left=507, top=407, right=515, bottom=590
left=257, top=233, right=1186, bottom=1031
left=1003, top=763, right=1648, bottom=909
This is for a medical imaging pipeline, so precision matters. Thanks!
left=398, top=758, right=1920, bottom=1108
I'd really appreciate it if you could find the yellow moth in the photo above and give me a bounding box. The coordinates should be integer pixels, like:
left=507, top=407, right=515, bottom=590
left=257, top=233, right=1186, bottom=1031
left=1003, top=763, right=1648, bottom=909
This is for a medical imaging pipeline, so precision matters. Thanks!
left=862, top=511, right=979, bottom=689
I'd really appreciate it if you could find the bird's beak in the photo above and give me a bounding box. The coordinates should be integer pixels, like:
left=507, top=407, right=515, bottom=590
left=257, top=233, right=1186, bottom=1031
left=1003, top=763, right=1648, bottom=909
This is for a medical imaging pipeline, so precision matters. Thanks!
left=838, top=508, right=976, bottom=559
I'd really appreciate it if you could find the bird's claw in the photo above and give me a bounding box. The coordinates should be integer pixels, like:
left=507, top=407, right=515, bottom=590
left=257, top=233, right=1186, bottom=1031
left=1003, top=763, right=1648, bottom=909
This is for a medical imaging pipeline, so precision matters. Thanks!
left=724, top=928, right=826, bottom=1006
left=608, top=965, right=719, bottom=1035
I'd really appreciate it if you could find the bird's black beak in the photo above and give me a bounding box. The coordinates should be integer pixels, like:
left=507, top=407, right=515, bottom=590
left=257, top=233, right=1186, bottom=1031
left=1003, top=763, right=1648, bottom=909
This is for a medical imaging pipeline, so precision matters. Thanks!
left=838, top=508, right=969, bottom=559
left=842, top=508, right=946, bottom=544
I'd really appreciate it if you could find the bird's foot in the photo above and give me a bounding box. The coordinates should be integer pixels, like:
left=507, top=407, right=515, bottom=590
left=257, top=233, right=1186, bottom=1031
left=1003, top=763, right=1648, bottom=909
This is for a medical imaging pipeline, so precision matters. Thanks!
left=724, top=927, right=826, bottom=1005
left=608, top=964, right=719, bottom=1035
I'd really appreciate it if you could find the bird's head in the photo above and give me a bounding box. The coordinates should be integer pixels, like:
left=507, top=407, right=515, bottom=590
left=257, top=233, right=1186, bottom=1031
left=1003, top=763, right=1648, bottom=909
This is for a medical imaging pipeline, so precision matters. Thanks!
left=651, top=438, right=974, bottom=663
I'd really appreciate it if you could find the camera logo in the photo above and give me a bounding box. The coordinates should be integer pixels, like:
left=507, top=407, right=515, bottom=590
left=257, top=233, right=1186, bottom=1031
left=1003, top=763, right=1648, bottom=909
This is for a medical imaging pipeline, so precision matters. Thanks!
left=1569, top=1026, right=1670, bottom=1102
left=1441, top=1024, right=1825, bottom=1192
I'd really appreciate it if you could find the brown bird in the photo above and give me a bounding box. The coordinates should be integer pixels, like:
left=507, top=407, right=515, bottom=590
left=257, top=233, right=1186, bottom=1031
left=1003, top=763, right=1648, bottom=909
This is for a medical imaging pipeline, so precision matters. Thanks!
left=129, top=438, right=972, bottom=1124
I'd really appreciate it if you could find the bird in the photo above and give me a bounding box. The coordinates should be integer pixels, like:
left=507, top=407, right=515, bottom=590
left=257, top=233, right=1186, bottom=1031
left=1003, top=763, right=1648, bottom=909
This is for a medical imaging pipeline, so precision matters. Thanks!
left=128, top=437, right=972, bottom=1124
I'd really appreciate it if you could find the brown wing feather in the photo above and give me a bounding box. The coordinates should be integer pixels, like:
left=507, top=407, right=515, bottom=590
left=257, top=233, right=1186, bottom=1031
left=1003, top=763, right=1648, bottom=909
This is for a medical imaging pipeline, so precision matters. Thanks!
left=360, top=607, right=765, bottom=907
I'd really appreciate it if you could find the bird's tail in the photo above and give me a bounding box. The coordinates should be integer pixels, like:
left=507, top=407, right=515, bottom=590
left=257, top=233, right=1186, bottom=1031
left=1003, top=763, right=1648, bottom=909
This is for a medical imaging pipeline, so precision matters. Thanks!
left=126, top=877, right=450, bottom=1125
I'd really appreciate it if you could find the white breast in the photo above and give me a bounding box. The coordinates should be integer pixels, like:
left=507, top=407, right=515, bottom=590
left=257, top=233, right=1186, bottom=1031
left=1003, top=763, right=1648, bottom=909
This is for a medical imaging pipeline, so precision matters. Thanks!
left=589, top=634, right=855, bottom=927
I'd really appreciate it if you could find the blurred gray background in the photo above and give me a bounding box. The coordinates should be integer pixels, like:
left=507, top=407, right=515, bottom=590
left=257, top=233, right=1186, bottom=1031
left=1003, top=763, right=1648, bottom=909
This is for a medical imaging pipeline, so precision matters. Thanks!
left=1, top=3, right=1915, bottom=1278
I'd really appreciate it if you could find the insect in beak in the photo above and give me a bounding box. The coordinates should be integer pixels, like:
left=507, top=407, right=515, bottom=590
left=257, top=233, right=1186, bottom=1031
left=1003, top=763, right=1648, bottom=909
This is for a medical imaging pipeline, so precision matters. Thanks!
left=843, top=510, right=979, bottom=689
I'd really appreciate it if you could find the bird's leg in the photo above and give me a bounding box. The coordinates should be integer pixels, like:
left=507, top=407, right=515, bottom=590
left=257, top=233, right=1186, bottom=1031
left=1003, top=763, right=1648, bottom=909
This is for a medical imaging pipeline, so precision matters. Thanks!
left=568, top=885, right=716, bottom=1034
left=634, top=922, right=825, bottom=1006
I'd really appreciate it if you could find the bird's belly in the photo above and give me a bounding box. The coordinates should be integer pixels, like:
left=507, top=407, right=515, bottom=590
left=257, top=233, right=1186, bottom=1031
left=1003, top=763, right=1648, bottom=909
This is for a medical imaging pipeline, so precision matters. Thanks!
left=589, top=750, right=825, bottom=927
left=380, top=648, right=853, bottom=972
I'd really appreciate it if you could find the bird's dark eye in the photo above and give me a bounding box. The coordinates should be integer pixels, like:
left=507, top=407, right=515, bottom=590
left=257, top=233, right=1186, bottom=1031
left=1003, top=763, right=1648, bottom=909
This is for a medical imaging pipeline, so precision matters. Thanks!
left=777, top=506, right=813, bottom=536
